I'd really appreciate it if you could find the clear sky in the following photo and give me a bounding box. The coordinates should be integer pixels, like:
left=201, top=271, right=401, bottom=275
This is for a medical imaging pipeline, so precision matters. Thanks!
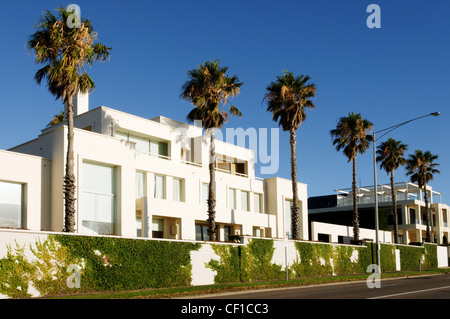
left=0, top=0, right=449, bottom=200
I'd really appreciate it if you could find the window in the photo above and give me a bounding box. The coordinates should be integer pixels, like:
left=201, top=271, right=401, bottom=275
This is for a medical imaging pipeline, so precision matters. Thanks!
left=228, top=188, right=236, bottom=209
left=195, top=224, right=209, bottom=241
left=81, top=162, right=116, bottom=235
left=115, top=131, right=128, bottom=141
left=422, top=212, right=427, bottom=225
left=241, top=191, right=249, bottom=211
left=150, top=140, right=168, bottom=158
left=253, top=227, right=262, bottom=237
left=443, top=209, right=448, bottom=227
left=254, top=193, right=262, bottom=213
left=318, top=233, right=330, bottom=243
left=409, top=208, right=417, bottom=224
left=154, top=174, right=165, bottom=199
left=0, top=181, right=23, bottom=228
left=136, top=171, right=145, bottom=199
left=136, top=214, right=142, bottom=237
left=224, top=226, right=232, bottom=242
left=115, top=131, right=169, bottom=158
left=129, top=135, right=150, bottom=153
left=173, top=178, right=183, bottom=202
left=202, top=183, right=209, bottom=206
left=284, top=199, right=293, bottom=239
left=152, top=218, right=164, bottom=238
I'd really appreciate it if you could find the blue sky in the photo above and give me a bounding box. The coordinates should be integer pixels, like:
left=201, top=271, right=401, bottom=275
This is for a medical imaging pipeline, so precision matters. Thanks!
left=0, top=0, right=449, bottom=199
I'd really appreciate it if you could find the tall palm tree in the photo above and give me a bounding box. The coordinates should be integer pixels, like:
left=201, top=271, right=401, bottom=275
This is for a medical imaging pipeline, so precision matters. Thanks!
left=180, top=60, right=243, bottom=241
left=27, top=8, right=110, bottom=232
left=46, top=110, right=65, bottom=127
left=406, top=150, right=440, bottom=242
left=376, top=138, right=408, bottom=244
left=264, top=71, right=316, bottom=240
left=330, top=112, right=373, bottom=242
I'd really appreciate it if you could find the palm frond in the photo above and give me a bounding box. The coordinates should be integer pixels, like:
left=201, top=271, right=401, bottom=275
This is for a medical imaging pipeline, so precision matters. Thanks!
left=181, top=59, right=243, bottom=130
left=264, top=71, right=316, bottom=132
left=28, top=7, right=111, bottom=104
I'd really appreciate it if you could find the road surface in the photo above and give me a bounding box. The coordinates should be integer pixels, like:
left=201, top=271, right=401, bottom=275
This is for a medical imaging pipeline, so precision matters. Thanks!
left=188, top=273, right=450, bottom=299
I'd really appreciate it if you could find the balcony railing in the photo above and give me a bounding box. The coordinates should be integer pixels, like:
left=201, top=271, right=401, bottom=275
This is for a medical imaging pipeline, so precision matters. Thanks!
left=136, top=150, right=263, bottom=180
left=337, top=192, right=417, bottom=207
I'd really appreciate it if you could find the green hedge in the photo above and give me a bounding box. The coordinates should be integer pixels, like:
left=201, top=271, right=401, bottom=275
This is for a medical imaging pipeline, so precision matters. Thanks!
left=0, top=234, right=200, bottom=298
left=0, top=234, right=441, bottom=298
left=396, top=243, right=437, bottom=271
left=54, top=234, right=200, bottom=292
left=292, top=242, right=378, bottom=276
left=207, top=240, right=440, bottom=283
left=207, top=238, right=285, bottom=283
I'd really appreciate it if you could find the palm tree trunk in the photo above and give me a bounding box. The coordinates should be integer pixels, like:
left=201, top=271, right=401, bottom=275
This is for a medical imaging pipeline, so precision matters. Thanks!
left=423, top=184, right=431, bottom=242
left=207, top=130, right=217, bottom=241
left=352, top=157, right=359, bottom=242
left=63, top=97, right=76, bottom=232
left=390, top=170, right=399, bottom=244
left=289, top=127, right=300, bottom=240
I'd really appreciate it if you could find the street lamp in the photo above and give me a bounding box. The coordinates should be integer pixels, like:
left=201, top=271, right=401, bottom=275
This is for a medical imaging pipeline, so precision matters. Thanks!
left=372, top=112, right=440, bottom=273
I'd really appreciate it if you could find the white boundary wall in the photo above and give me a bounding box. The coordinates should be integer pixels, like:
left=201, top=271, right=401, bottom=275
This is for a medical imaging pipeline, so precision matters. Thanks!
left=0, top=230, right=448, bottom=298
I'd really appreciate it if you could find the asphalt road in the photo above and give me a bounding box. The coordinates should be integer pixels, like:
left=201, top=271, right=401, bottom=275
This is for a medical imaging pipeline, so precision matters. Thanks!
left=192, top=273, right=450, bottom=299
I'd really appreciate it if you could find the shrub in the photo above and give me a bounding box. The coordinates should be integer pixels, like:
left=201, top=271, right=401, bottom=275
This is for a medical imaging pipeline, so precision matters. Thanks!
left=54, top=234, right=200, bottom=292
left=207, top=239, right=284, bottom=283
left=0, top=234, right=200, bottom=298
left=0, top=242, right=35, bottom=298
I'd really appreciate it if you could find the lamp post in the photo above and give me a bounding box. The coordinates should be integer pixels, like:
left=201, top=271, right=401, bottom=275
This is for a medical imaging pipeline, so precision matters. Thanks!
left=372, top=112, right=440, bottom=273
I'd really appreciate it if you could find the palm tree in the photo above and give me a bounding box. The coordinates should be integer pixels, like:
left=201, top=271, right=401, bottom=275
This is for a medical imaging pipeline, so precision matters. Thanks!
left=264, top=71, right=316, bottom=240
left=376, top=138, right=408, bottom=244
left=27, top=8, right=110, bottom=232
left=180, top=60, right=243, bottom=241
left=406, top=150, right=440, bottom=242
left=330, top=112, right=373, bottom=242
left=46, top=110, right=65, bottom=127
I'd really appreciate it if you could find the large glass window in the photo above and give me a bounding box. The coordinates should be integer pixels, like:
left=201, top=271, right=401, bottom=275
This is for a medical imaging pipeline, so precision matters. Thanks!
left=0, top=181, right=23, bottom=228
left=173, top=178, right=183, bottom=202
left=195, top=224, right=209, bottom=241
left=115, top=131, right=168, bottom=158
left=136, top=171, right=146, bottom=238
left=150, top=139, right=168, bottom=157
left=224, top=226, right=232, bottom=242
left=152, top=218, right=164, bottom=238
left=81, top=162, right=116, bottom=235
left=409, top=208, right=417, bottom=224
left=228, top=188, right=236, bottom=209
left=284, top=199, right=292, bottom=239
left=136, top=171, right=145, bottom=199
left=129, top=135, right=150, bottom=153
left=202, top=183, right=209, bottom=206
left=241, top=191, right=249, bottom=211
left=254, top=193, right=262, bottom=213
left=154, top=174, right=165, bottom=199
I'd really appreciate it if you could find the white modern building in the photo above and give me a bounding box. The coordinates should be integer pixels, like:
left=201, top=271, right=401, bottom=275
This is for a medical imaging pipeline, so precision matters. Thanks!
left=0, top=92, right=308, bottom=241
left=309, top=182, right=449, bottom=245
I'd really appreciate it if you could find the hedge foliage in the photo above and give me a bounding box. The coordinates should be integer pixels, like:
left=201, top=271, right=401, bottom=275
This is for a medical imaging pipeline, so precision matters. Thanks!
left=0, top=235, right=200, bottom=298
left=0, top=234, right=441, bottom=298
left=53, top=234, right=200, bottom=292
left=207, top=238, right=285, bottom=283
left=397, top=243, right=437, bottom=270
left=206, top=239, right=441, bottom=283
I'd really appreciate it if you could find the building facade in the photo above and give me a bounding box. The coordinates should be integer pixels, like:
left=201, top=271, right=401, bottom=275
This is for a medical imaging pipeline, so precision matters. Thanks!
left=309, top=182, right=449, bottom=245
left=1, top=93, right=308, bottom=241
